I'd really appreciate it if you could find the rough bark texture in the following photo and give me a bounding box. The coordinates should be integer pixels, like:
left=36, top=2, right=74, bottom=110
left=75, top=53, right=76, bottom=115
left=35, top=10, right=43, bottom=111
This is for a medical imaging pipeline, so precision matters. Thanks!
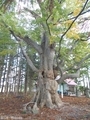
left=22, top=33, right=63, bottom=113
left=37, top=70, right=63, bottom=109
left=23, top=71, right=63, bottom=114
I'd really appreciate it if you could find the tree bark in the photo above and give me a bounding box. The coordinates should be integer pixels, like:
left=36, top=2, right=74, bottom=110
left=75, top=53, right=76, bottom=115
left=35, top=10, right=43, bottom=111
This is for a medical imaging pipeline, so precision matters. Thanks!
left=22, top=33, right=63, bottom=113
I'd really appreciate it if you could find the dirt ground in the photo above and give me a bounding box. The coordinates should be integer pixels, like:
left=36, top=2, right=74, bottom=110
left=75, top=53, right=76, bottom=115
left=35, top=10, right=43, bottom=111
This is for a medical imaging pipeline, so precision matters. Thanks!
left=0, top=94, right=90, bottom=120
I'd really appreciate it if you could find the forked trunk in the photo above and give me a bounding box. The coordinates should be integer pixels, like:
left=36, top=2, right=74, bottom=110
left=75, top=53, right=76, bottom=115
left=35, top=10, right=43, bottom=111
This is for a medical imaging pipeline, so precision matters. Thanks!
left=23, top=33, right=63, bottom=113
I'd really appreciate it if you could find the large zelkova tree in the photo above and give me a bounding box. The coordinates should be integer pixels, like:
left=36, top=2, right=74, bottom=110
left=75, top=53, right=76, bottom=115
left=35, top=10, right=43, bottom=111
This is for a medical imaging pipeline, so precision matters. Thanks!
left=0, top=0, right=90, bottom=112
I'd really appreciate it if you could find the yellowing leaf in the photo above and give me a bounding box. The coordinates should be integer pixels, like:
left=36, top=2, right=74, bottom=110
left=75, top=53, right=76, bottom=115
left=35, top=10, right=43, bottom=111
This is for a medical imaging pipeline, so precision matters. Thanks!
left=76, top=0, right=83, bottom=6
left=50, top=35, right=56, bottom=44
left=72, top=33, right=80, bottom=39
left=75, top=56, right=80, bottom=62
left=65, top=20, right=77, bottom=29
left=65, top=20, right=73, bottom=27
left=66, top=30, right=80, bottom=39
left=73, top=0, right=83, bottom=16
left=73, top=8, right=81, bottom=16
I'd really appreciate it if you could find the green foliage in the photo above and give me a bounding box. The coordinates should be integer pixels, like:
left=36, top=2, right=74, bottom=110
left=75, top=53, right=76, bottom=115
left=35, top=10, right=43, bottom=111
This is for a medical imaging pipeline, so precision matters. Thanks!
left=0, top=0, right=89, bottom=75
left=73, top=41, right=90, bottom=62
left=78, top=86, right=85, bottom=92
left=0, top=12, right=18, bottom=56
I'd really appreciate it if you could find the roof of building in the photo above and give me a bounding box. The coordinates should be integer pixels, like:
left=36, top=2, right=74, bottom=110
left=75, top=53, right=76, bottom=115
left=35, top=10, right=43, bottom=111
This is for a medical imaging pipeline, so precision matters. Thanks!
left=64, top=79, right=77, bottom=86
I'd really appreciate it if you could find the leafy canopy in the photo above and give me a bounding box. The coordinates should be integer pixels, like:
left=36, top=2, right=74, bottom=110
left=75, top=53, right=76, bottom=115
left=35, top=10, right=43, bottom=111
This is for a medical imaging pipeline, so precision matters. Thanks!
left=0, top=0, right=90, bottom=71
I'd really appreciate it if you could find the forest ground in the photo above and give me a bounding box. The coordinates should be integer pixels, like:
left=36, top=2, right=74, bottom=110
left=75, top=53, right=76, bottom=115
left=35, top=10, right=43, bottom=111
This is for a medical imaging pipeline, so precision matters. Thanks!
left=0, top=93, right=90, bottom=120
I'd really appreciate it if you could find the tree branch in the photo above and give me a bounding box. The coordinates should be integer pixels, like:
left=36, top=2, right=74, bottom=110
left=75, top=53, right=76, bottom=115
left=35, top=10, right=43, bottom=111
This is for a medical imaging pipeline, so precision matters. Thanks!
left=10, top=30, right=42, bottom=54
left=65, top=53, right=90, bottom=71
left=20, top=46, right=39, bottom=72
left=57, top=53, right=90, bottom=83
left=58, top=70, right=80, bottom=83
left=56, top=57, right=63, bottom=76
left=2, top=20, right=43, bottom=54
left=10, top=31, right=39, bottom=72
left=67, top=40, right=78, bottom=56
left=36, top=0, right=42, bottom=8
left=59, top=9, right=90, bottom=23
left=24, top=7, right=40, bottom=19
left=22, top=35, right=42, bottom=54
left=24, top=7, right=50, bottom=34
left=58, top=0, right=89, bottom=57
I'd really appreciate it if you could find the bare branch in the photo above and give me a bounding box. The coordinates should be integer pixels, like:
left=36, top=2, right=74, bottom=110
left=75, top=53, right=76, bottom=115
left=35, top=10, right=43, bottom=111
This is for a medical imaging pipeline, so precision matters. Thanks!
left=21, top=46, right=39, bottom=72
left=10, top=30, right=42, bottom=54
left=9, top=29, right=39, bottom=72
left=2, top=20, right=43, bottom=54
left=24, top=7, right=40, bottom=19
left=56, top=57, right=63, bottom=76
left=10, top=30, right=39, bottom=72
left=58, top=70, right=80, bottom=83
left=22, top=36, right=42, bottom=54
left=24, top=7, right=50, bottom=34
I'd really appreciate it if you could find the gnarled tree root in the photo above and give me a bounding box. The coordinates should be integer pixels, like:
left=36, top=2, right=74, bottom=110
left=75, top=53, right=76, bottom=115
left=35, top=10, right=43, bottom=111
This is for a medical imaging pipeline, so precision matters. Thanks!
left=22, top=89, right=40, bottom=114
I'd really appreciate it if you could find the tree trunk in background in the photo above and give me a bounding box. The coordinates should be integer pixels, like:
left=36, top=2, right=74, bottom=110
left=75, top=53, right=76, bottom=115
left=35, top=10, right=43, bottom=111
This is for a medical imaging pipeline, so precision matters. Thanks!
left=0, top=57, right=4, bottom=92
left=0, top=57, right=4, bottom=80
left=1, top=56, right=7, bottom=93
left=5, top=55, right=12, bottom=96
left=17, top=67, right=21, bottom=94
left=28, top=69, right=34, bottom=93
left=24, top=63, right=29, bottom=94
left=85, top=68, right=90, bottom=98
left=87, top=67, right=90, bottom=89
left=24, top=63, right=34, bottom=94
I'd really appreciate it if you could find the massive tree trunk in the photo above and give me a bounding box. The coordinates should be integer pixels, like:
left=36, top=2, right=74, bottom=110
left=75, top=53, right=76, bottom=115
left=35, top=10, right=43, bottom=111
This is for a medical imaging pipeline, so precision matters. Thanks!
left=22, top=33, right=63, bottom=113
left=10, top=30, right=82, bottom=114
